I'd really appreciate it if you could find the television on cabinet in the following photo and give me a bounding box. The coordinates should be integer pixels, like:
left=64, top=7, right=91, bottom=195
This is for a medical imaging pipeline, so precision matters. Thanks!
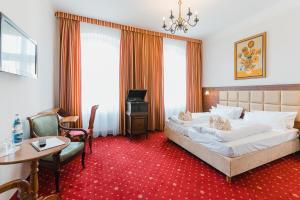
left=0, top=12, right=37, bottom=78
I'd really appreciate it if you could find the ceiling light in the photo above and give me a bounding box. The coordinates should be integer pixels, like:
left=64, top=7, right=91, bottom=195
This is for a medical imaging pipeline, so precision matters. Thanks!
left=162, top=0, right=199, bottom=34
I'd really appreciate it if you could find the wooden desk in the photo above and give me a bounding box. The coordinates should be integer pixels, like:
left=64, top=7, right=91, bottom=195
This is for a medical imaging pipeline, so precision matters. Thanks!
left=39, top=108, right=78, bottom=126
left=0, top=136, right=70, bottom=200
left=60, top=116, right=79, bottom=124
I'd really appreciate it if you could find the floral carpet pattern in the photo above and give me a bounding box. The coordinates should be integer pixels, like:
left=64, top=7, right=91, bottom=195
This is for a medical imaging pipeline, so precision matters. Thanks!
left=37, top=132, right=300, bottom=200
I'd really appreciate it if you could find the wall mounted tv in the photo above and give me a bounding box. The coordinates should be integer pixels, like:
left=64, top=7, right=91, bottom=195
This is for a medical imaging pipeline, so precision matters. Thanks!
left=0, top=12, right=37, bottom=78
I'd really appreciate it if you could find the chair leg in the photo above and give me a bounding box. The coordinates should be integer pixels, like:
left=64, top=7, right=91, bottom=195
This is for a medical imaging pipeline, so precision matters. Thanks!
left=89, top=136, right=93, bottom=154
left=52, top=153, right=61, bottom=193
left=82, top=151, right=86, bottom=168
left=226, top=176, right=232, bottom=183
left=54, top=169, right=60, bottom=192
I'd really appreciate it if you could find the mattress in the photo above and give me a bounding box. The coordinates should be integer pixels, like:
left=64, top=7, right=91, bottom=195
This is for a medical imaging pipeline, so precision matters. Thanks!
left=166, top=121, right=299, bottom=157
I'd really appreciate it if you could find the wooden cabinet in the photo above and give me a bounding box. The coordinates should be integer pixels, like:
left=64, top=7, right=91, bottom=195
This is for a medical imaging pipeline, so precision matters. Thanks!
left=126, top=113, right=148, bottom=136
left=125, top=89, right=149, bottom=138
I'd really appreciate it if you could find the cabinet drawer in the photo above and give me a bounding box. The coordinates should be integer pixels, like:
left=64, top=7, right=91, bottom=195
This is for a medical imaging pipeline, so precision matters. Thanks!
left=131, top=116, right=147, bottom=134
left=131, top=117, right=147, bottom=133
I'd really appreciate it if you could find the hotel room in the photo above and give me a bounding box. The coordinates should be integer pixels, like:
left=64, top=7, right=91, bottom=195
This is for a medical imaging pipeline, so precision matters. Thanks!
left=0, top=0, right=299, bottom=199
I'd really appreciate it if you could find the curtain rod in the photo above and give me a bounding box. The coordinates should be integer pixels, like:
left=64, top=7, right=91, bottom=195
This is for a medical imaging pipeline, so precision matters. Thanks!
left=55, top=11, right=202, bottom=44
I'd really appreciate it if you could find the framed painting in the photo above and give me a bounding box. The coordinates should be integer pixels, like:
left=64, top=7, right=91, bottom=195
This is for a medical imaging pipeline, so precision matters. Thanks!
left=234, top=32, right=266, bottom=80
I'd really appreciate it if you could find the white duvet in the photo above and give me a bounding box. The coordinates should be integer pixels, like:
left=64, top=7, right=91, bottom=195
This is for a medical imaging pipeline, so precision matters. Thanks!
left=192, top=120, right=272, bottom=142
left=168, top=112, right=210, bottom=126
left=168, top=112, right=273, bottom=142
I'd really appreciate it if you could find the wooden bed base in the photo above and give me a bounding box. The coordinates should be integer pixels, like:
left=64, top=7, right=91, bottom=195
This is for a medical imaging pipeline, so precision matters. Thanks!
left=164, top=126, right=300, bottom=181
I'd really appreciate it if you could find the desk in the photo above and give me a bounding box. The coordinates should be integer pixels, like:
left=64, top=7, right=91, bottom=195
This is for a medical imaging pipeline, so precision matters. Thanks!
left=39, top=108, right=78, bottom=125
left=60, top=116, right=79, bottom=124
left=0, top=136, right=70, bottom=200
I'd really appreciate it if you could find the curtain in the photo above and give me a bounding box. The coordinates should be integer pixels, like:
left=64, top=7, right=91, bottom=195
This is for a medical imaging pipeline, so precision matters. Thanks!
left=163, top=38, right=187, bottom=119
left=59, top=18, right=82, bottom=127
left=80, top=23, right=121, bottom=137
left=119, top=30, right=165, bottom=134
left=186, top=41, right=203, bottom=112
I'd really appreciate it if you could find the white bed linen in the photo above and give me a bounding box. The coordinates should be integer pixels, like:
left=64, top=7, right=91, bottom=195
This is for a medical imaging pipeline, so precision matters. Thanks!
left=168, top=112, right=210, bottom=126
left=166, top=120, right=299, bottom=157
left=193, top=121, right=272, bottom=142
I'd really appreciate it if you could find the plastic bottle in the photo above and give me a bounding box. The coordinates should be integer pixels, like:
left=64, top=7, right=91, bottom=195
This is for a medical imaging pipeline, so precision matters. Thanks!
left=12, top=114, right=23, bottom=146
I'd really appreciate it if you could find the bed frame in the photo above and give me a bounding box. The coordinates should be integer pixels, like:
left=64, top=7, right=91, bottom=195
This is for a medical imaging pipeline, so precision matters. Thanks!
left=165, top=89, right=300, bottom=181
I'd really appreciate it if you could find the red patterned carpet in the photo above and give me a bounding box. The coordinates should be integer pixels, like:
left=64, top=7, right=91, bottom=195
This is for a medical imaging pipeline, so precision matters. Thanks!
left=37, top=132, right=300, bottom=200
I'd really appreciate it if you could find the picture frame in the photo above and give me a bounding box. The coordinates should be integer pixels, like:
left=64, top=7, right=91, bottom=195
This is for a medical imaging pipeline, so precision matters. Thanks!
left=234, top=32, right=266, bottom=80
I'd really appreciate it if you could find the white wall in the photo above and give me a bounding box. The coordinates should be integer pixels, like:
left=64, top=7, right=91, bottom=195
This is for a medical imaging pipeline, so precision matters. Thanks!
left=0, top=0, right=57, bottom=199
left=203, top=0, right=300, bottom=87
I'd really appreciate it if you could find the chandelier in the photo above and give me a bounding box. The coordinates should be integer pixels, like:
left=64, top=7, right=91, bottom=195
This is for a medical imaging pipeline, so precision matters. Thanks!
left=162, top=0, right=199, bottom=34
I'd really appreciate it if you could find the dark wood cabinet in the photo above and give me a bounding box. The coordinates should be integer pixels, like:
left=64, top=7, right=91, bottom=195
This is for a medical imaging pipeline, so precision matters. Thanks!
left=125, top=90, right=148, bottom=137
left=126, top=112, right=148, bottom=136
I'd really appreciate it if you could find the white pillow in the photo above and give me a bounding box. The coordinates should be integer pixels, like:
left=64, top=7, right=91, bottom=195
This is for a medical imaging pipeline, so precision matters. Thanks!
left=210, top=105, right=243, bottom=120
left=244, top=111, right=297, bottom=130
left=215, top=104, right=243, bottom=119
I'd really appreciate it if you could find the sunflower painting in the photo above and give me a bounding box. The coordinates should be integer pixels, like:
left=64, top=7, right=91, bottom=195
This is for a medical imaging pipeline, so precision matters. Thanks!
left=234, top=32, right=266, bottom=79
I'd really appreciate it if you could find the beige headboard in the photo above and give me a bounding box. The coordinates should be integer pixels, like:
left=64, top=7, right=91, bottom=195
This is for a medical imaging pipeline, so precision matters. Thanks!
left=218, top=90, right=300, bottom=122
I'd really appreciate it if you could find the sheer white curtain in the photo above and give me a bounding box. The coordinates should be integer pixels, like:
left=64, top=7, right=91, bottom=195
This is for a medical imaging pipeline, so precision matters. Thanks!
left=80, top=23, right=121, bottom=137
left=163, top=38, right=187, bottom=119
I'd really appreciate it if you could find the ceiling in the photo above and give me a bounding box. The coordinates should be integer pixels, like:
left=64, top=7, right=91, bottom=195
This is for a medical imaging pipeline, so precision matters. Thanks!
left=52, top=0, right=282, bottom=39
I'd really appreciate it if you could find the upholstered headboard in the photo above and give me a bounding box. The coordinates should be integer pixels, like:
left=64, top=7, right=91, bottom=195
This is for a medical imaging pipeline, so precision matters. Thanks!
left=218, top=90, right=300, bottom=123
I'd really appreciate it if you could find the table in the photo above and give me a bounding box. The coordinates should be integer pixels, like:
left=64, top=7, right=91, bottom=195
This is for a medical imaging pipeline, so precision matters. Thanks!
left=39, top=108, right=79, bottom=126
left=60, top=116, right=79, bottom=124
left=0, top=136, right=70, bottom=200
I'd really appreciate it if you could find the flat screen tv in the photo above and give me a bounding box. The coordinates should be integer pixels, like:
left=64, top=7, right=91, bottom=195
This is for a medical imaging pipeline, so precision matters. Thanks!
left=0, top=12, right=37, bottom=78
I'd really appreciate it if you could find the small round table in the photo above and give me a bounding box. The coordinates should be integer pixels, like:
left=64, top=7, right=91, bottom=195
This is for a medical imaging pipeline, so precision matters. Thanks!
left=0, top=136, right=70, bottom=200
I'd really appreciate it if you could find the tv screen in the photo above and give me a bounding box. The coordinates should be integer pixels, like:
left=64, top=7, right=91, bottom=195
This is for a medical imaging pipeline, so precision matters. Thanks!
left=0, top=13, right=37, bottom=78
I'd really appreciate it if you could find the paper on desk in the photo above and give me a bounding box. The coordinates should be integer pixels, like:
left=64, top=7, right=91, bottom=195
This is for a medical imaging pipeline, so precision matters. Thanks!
left=31, top=137, right=65, bottom=152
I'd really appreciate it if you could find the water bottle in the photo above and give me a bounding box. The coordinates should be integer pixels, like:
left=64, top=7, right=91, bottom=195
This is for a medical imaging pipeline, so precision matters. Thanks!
left=12, top=114, right=23, bottom=146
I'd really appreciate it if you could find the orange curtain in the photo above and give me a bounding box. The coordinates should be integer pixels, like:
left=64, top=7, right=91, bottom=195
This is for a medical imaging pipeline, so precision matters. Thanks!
left=186, top=41, right=203, bottom=113
left=55, top=12, right=202, bottom=44
left=59, top=18, right=82, bottom=127
left=119, top=30, right=165, bottom=134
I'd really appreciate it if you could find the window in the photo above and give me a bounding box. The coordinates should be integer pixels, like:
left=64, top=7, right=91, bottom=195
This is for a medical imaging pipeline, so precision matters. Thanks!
left=81, top=23, right=121, bottom=136
left=163, top=38, right=187, bottom=119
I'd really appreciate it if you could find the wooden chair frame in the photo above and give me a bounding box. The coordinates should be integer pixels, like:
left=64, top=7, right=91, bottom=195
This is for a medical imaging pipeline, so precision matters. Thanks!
left=86, top=105, right=99, bottom=153
left=0, top=179, right=60, bottom=200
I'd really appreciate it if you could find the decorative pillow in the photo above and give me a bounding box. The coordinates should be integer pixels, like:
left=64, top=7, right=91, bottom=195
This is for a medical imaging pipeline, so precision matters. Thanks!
left=217, top=104, right=244, bottom=119
left=210, top=105, right=243, bottom=120
left=244, top=111, right=297, bottom=130
left=178, top=111, right=192, bottom=121
left=209, top=115, right=231, bottom=131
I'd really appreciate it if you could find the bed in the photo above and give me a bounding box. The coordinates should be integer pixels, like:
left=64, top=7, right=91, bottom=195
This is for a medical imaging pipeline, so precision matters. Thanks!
left=164, top=90, right=300, bottom=182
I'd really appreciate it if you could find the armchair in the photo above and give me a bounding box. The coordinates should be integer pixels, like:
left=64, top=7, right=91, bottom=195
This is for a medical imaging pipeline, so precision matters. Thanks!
left=27, top=113, right=87, bottom=192
left=0, top=179, right=59, bottom=200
